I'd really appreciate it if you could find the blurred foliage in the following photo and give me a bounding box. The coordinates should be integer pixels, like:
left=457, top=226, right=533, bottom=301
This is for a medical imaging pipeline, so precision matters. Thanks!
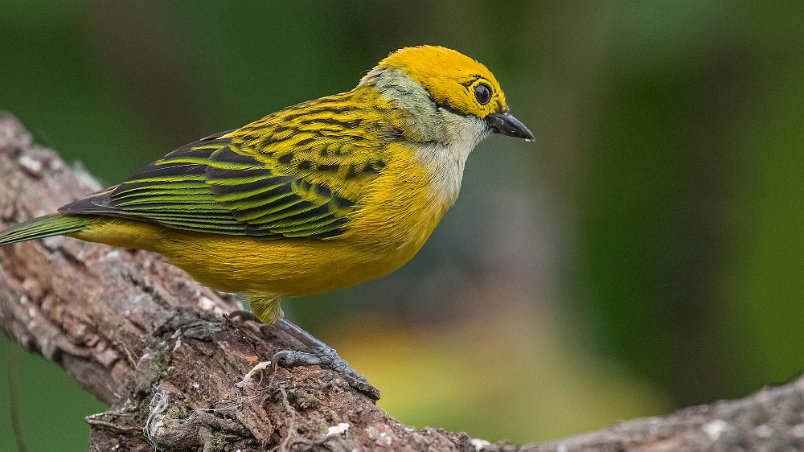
left=0, top=1, right=801, bottom=449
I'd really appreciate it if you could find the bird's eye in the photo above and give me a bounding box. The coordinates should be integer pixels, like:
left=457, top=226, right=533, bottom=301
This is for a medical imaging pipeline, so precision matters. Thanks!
left=474, top=83, right=492, bottom=105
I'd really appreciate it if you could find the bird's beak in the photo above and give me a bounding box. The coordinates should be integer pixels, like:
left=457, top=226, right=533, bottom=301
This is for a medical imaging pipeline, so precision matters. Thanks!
left=485, top=112, right=534, bottom=140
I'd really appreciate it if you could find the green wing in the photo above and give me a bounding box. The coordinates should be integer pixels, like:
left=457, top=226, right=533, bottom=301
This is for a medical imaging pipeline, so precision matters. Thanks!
left=60, top=133, right=362, bottom=239
left=60, top=90, right=402, bottom=239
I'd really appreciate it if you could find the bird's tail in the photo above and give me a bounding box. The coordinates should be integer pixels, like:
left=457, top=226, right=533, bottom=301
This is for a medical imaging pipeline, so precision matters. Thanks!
left=0, top=214, right=91, bottom=246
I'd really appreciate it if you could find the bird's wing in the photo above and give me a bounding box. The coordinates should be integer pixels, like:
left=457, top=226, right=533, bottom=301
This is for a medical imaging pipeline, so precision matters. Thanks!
left=59, top=120, right=389, bottom=239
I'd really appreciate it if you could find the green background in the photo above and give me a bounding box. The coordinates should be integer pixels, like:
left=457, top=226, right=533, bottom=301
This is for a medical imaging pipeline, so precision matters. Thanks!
left=0, top=1, right=802, bottom=450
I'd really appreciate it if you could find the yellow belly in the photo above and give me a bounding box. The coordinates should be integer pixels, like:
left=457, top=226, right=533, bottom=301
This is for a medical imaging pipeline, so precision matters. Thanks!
left=160, top=229, right=425, bottom=296
left=72, top=216, right=435, bottom=297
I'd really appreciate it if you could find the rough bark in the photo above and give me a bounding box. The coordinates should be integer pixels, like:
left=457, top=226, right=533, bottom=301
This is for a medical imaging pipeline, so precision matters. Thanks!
left=0, top=112, right=802, bottom=451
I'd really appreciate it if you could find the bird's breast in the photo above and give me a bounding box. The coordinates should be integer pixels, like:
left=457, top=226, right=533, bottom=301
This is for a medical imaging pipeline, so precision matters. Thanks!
left=343, top=143, right=454, bottom=267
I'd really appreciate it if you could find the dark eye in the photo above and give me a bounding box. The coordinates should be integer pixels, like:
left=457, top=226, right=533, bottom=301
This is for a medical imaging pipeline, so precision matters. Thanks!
left=474, top=83, right=492, bottom=105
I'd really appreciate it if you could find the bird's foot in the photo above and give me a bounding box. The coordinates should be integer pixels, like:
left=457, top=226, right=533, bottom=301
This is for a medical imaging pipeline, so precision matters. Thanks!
left=271, top=345, right=380, bottom=400
left=228, top=313, right=380, bottom=400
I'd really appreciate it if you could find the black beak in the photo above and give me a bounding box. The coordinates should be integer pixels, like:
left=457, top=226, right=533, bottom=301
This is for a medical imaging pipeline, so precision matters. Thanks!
left=485, top=112, right=534, bottom=140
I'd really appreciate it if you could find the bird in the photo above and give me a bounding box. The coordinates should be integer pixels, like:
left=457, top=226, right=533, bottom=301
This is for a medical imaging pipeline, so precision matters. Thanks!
left=0, top=45, right=533, bottom=326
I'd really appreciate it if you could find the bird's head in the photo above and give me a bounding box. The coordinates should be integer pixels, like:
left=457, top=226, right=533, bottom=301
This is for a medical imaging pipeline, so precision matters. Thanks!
left=362, top=46, right=533, bottom=142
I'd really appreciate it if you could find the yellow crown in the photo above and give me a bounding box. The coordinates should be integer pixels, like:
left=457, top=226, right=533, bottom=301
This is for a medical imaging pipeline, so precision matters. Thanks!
left=376, top=45, right=508, bottom=118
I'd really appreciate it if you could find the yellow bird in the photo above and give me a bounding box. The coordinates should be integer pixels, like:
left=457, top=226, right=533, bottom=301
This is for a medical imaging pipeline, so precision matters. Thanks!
left=0, top=45, right=533, bottom=325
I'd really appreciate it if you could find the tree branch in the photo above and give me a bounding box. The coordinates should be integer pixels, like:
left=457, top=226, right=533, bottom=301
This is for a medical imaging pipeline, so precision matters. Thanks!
left=0, top=112, right=801, bottom=451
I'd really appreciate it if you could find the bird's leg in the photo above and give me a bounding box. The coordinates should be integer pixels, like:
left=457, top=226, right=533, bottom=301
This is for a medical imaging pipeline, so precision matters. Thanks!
left=228, top=294, right=380, bottom=399
left=267, top=318, right=380, bottom=400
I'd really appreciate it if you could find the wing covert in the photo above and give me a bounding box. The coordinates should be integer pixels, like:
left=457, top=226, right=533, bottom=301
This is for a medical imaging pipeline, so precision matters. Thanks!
left=206, top=145, right=354, bottom=238
left=60, top=134, right=358, bottom=239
